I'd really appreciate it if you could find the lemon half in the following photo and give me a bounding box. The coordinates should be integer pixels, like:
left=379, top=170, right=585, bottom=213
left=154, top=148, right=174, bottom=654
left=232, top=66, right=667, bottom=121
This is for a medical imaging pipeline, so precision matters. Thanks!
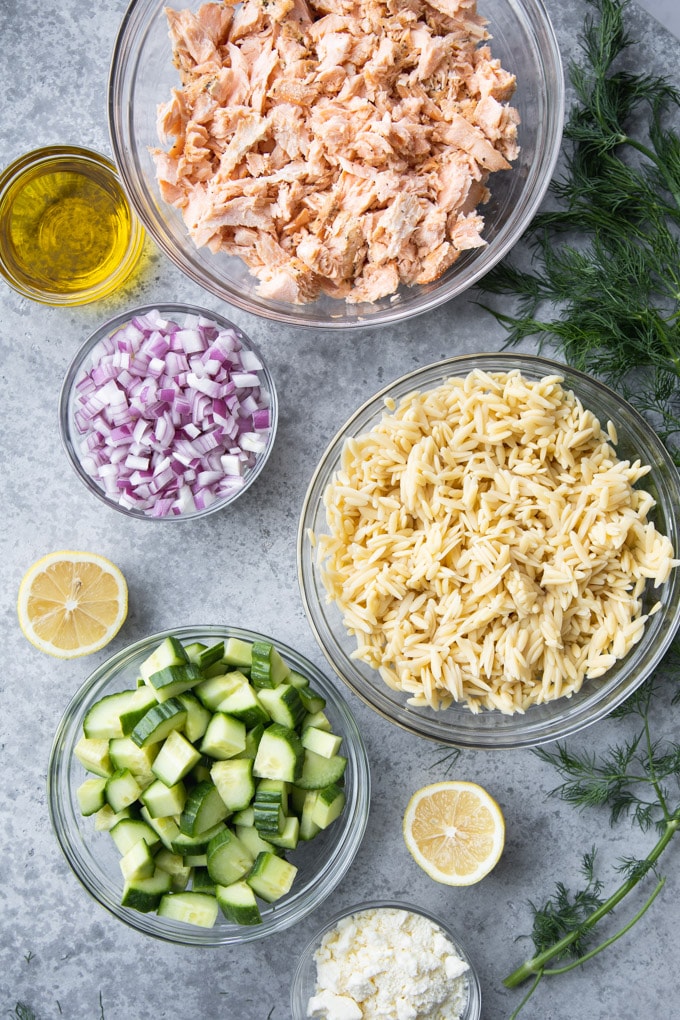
left=17, top=550, right=128, bottom=659
left=403, top=781, right=505, bottom=886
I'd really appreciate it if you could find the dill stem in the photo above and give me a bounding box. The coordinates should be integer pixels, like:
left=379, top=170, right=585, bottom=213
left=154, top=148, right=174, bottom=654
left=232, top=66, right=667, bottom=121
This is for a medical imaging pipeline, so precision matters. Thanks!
left=540, top=875, right=665, bottom=976
left=623, top=135, right=680, bottom=212
left=503, top=814, right=679, bottom=988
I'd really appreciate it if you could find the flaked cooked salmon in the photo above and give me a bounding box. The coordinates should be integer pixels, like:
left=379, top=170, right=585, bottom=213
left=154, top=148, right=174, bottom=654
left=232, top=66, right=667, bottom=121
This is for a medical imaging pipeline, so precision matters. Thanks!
left=152, top=0, right=520, bottom=305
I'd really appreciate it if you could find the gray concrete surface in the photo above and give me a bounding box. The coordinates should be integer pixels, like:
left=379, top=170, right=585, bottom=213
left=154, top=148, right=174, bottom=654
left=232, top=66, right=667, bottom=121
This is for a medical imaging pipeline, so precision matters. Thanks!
left=2, top=2, right=680, bottom=1019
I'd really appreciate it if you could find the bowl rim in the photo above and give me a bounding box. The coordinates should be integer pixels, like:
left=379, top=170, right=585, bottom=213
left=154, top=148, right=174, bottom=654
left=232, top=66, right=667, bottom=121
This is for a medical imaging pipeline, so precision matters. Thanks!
left=0, top=144, right=145, bottom=306
left=46, top=624, right=372, bottom=945
left=297, top=351, right=680, bottom=749
left=58, top=301, right=279, bottom=522
left=107, top=0, right=565, bottom=329
left=289, top=897, right=482, bottom=1020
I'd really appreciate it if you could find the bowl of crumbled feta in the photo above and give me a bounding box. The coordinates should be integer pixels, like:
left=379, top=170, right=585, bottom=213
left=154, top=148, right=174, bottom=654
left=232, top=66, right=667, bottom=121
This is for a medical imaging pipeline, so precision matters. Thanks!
left=289, top=900, right=481, bottom=1020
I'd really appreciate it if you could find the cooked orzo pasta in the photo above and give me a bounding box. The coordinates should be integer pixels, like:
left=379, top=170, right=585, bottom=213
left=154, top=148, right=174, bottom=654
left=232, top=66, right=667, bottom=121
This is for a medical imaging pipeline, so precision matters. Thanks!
left=313, top=369, right=678, bottom=714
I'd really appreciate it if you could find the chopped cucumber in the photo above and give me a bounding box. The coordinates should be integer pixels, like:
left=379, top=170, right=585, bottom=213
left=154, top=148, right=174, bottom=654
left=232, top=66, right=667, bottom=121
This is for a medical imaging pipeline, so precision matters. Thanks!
left=110, top=818, right=161, bottom=855
left=171, top=821, right=227, bottom=857
left=310, top=783, right=346, bottom=829
left=139, top=636, right=188, bottom=682
left=157, top=891, right=219, bottom=928
left=155, top=849, right=192, bottom=892
left=199, top=712, right=246, bottom=759
left=217, top=680, right=269, bottom=728
left=109, top=737, right=158, bottom=785
left=122, top=868, right=173, bottom=912
left=234, top=824, right=281, bottom=860
left=140, top=778, right=187, bottom=819
left=177, top=692, right=212, bottom=743
left=301, top=726, right=343, bottom=759
left=195, top=672, right=245, bottom=712
left=151, top=729, right=201, bottom=786
left=246, top=852, right=297, bottom=903
left=210, top=758, right=255, bottom=812
left=298, top=687, right=327, bottom=715
left=223, top=637, right=253, bottom=669
left=139, top=806, right=181, bottom=851
left=157, top=893, right=218, bottom=926
left=206, top=828, right=253, bottom=885
left=130, top=699, right=187, bottom=749
left=75, top=631, right=351, bottom=928
left=253, top=723, right=304, bottom=783
left=250, top=641, right=290, bottom=689
left=180, top=780, right=230, bottom=836
left=216, top=880, right=262, bottom=925
left=84, top=687, right=156, bottom=740
left=74, top=736, right=112, bottom=777
left=196, top=641, right=225, bottom=670
left=145, top=662, right=203, bottom=703
left=105, top=768, right=143, bottom=813
left=267, top=815, right=300, bottom=850
left=258, top=683, right=305, bottom=729
left=77, top=777, right=107, bottom=816
left=119, top=838, right=155, bottom=882
left=296, top=749, right=347, bottom=790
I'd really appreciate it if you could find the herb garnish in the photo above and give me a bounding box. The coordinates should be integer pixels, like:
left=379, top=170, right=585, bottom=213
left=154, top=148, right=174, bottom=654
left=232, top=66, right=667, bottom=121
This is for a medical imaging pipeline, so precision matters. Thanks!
left=504, top=651, right=680, bottom=1016
left=479, top=0, right=680, bottom=465
left=475, top=0, right=680, bottom=1011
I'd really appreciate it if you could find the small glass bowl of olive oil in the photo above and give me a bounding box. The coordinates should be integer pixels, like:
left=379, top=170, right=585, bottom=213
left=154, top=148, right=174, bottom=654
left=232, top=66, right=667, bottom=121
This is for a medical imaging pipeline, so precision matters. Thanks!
left=0, top=145, right=145, bottom=305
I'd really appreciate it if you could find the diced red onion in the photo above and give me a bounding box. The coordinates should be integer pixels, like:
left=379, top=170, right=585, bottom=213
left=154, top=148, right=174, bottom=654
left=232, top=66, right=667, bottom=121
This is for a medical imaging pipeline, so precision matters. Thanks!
left=71, top=310, right=273, bottom=517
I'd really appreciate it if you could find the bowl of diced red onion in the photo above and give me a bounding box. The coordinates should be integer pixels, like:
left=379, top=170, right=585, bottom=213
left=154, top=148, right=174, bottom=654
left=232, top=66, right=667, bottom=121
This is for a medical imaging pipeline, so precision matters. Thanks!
left=59, top=303, right=277, bottom=520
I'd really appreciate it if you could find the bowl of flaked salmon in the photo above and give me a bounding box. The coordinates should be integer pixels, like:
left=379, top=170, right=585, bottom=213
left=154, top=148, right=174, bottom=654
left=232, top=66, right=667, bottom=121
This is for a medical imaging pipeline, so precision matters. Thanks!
left=109, top=0, right=564, bottom=328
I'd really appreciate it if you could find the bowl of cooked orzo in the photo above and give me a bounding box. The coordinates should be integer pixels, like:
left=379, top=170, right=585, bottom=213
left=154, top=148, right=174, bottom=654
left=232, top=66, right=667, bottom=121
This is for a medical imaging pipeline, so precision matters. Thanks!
left=297, top=353, right=680, bottom=749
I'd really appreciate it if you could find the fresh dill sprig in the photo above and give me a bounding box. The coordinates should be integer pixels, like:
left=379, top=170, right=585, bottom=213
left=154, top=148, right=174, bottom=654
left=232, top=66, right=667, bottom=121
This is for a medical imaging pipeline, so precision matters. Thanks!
left=478, top=0, right=680, bottom=463
left=505, top=658, right=680, bottom=1017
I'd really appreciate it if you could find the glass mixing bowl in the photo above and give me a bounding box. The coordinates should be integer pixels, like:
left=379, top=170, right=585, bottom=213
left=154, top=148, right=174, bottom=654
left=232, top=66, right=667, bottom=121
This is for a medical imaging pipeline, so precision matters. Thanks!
left=108, top=0, right=563, bottom=328
left=298, top=353, right=680, bottom=749
left=290, top=900, right=482, bottom=1020
left=59, top=302, right=278, bottom=521
left=47, top=625, right=371, bottom=945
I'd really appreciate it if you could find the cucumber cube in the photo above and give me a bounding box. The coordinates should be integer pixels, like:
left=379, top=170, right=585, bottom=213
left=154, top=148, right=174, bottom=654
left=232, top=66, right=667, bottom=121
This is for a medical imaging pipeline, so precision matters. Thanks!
left=157, top=891, right=219, bottom=928
left=301, top=726, right=343, bottom=759
left=140, top=778, right=187, bottom=819
left=253, top=723, right=303, bottom=783
left=119, top=837, right=155, bottom=882
left=206, top=828, right=254, bottom=885
left=210, top=758, right=255, bottom=812
left=177, top=692, right=212, bottom=743
left=247, top=852, right=297, bottom=903
left=180, top=781, right=230, bottom=836
left=121, top=868, right=172, bottom=913
left=216, top=879, right=262, bottom=926
left=250, top=641, right=291, bottom=689
left=105, top=768, right=142, bottom=813
left=74, top=736, right=112, bottom=777
left=139, top=636, right=189, bottom=682
left=77, top=777, right=107, bottom=816
left=140, top=806, right=182, bottom=851
left=200, top=712, right=246, bottom=760
left=152, top=729, right=202, bottom=786
left=223, top=637, right=254, bottom=669
left=310, top=783, right=346, bottom=829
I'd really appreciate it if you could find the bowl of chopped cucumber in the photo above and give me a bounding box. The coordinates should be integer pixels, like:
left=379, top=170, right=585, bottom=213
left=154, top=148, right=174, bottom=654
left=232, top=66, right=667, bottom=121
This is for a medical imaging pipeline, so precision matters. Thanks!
left=47, top=626, right=371, bottom=944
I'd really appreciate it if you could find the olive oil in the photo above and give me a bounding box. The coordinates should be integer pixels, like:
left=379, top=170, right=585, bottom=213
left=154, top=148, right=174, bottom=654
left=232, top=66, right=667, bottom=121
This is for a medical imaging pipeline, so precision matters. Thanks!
left=0, top=147, right=144, bottom=304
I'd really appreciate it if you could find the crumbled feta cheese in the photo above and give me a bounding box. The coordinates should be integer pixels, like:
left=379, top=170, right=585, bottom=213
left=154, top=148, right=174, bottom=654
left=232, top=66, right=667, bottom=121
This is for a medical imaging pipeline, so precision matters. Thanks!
left=306, top=907, right=470, bottom=1020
